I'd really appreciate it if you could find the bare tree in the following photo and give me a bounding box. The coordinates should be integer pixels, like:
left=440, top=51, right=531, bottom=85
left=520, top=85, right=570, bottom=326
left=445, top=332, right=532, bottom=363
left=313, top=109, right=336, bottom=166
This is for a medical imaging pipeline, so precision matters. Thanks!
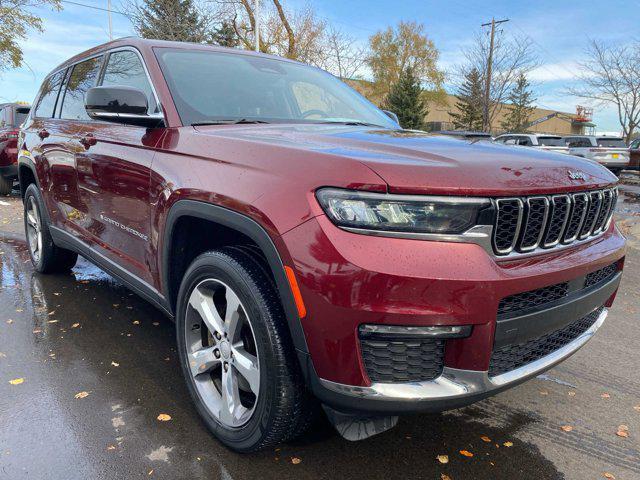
left=569, top=40, right=640, bottom=142
left=321, top=26, right=367, bottom=79
left=457, top=31, right=537, bottom=131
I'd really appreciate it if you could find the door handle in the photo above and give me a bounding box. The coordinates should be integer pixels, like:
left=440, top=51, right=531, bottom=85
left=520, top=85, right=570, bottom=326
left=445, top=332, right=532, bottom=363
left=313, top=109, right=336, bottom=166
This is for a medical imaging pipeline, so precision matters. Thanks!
left=79, top=134, right=97, bottom=148
left=38, top=129, right=49, bottom=140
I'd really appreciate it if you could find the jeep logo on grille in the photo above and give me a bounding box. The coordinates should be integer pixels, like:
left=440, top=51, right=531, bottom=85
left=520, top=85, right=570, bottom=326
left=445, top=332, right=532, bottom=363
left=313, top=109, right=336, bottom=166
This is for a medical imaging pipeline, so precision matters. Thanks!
left=568, top=170, right=587, bottom=181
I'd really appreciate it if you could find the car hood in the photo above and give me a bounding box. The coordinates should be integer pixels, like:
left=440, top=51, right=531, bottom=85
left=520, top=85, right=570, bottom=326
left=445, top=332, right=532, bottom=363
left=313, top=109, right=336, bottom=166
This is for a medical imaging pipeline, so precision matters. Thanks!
left=194, top=124, right=618, bottom=196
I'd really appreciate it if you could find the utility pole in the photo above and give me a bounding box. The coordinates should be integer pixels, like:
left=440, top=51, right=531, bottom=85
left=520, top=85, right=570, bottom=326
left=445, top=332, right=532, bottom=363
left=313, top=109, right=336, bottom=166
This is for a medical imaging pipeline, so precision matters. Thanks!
left=481, top=17, right=509, bottom=132
left=107, top=0, right=113, bottom=40
left=255, top=0, right=260, bottom=52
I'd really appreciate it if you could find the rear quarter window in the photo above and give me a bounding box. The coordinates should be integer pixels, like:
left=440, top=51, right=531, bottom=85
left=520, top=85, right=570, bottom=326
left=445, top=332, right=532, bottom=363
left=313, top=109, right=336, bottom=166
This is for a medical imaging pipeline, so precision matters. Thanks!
left=34, top=71, right=65, bottom=118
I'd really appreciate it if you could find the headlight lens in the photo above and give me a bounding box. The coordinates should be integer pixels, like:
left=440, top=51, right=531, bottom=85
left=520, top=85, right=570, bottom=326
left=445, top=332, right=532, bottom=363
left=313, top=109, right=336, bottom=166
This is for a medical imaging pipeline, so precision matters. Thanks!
left=316, top=188, right=489, bottom=235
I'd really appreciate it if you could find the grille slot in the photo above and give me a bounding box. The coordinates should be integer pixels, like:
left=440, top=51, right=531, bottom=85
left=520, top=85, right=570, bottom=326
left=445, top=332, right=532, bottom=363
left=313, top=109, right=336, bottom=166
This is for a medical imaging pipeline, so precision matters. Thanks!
left=360, top=336, right=445, bottom=383
left=492, top=188, right=616, bottom=256
left=489, top=307, right=603, bottom=377
left=498, top=283, right=569, bottom=317
left=584, top=262, right=618, bottom=288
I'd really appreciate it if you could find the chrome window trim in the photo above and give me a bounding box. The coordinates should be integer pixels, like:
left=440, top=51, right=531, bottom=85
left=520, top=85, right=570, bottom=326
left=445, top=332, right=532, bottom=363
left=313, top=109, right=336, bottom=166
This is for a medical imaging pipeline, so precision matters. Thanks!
left=518, top=196, right=549, bottom=252
left=542, top=194, right=570, bottom=248
left=563, top=192, right=589, bottom=244
left=493, top=198, right=524, bottom=255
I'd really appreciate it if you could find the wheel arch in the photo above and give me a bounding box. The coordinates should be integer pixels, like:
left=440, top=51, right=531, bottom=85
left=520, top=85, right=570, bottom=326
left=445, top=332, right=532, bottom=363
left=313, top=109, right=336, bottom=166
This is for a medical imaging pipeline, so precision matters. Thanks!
left=162, top=200, right=309, bottom=354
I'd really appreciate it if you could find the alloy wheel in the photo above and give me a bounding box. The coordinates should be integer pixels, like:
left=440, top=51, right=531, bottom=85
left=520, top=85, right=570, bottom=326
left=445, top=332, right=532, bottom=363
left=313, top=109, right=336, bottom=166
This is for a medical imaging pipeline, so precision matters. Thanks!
left=184, top=278, right=261, bottom=428
left=25, top=196, right=43, bottom=263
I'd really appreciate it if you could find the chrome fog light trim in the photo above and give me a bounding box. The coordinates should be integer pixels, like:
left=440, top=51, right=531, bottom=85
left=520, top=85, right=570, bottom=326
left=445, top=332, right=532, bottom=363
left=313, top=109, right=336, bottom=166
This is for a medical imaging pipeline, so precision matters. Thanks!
left=358, top=324, right=472, bottom=339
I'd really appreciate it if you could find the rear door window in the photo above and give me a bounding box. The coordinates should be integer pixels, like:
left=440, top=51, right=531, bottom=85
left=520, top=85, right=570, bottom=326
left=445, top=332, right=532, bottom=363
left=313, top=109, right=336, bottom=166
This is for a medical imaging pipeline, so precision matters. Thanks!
left=537, top=137, right=564, bottom=146
left=34, top=71, right=65, bottom=118
left=101, top=50, right=157, bottom=113
left=14, top=107, right=30, bottom=127
left=60, top=56, right=103, bottom=121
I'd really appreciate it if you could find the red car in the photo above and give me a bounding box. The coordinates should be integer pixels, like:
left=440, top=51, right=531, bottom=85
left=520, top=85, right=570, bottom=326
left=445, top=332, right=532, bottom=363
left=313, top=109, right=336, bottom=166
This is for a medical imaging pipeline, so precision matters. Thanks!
left=18, top=39, right=626, bottom=451
left=0, top=103, right=30, bottom=194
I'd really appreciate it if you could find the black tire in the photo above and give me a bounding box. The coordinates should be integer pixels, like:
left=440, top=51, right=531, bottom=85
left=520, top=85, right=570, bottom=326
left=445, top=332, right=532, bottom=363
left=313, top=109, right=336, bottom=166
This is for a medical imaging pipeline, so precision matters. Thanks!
left=23, top=183, right=78, bottom=273
left=176, top=248, right=314, bottom=452
left=0, top=175, right=13, bottom=195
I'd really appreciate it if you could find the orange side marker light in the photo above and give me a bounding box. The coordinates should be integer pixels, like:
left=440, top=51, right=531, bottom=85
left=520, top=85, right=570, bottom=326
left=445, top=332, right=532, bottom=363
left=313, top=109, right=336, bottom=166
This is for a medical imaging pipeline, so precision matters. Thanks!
left=284, top=265, right=306, bottom=319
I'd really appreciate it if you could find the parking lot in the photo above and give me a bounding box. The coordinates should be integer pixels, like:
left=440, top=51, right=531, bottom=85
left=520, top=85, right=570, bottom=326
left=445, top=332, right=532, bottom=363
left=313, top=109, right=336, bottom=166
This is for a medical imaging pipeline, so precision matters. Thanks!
left=0, top=184, right=639, bottom=480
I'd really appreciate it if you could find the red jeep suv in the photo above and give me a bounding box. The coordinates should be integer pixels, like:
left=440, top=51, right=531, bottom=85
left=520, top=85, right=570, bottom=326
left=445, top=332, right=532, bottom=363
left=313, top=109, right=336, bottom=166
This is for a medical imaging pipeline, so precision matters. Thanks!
left=18, top=38, right=626, bottom=451
left=0, top=102, right=30, bottom=194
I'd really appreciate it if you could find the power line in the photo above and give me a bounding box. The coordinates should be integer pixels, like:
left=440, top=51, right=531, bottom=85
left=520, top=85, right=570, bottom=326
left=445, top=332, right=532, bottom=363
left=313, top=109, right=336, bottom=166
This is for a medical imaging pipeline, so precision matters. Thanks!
left=60, top=0, right=131, bottom=18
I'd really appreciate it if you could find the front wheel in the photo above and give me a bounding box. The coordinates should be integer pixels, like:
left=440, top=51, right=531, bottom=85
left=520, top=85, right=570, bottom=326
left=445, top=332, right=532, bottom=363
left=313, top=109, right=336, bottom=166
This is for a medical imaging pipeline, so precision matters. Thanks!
left=176, top=249, right=314, bottom=452
left=23, top=183, right=78, bottom=273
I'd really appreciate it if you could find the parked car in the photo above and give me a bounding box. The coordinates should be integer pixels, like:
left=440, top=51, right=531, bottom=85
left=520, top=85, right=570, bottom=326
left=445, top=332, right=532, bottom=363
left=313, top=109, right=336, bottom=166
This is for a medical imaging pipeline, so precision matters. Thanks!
left=0, top=103, right=30, bottom=194
left=494, top=133, right=569, bottom=154
left=629, top=137, right=640, bottom=172
left=19, top=38, right=626, bottom=452
left=435, top=130, right=493, bottom=141
left=564, top=135, right=630, bottom=174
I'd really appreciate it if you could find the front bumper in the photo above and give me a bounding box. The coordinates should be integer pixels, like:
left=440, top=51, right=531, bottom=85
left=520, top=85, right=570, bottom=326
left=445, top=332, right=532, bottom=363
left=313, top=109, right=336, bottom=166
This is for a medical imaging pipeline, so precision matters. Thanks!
left=310, top=308, right=607, bottom=414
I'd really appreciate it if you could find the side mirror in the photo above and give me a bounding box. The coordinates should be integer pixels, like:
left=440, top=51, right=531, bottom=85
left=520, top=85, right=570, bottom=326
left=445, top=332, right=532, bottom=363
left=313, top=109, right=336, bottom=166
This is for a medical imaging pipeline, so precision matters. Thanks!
left=382, top=110, right=400, bottom=125
left=85, top=86, right=164, bottom=128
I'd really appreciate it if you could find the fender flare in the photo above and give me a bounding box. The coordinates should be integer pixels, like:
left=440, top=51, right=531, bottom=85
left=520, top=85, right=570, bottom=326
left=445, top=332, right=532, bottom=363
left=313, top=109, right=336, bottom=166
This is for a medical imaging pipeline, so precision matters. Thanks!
left=162, top=200, right=309, bottom=354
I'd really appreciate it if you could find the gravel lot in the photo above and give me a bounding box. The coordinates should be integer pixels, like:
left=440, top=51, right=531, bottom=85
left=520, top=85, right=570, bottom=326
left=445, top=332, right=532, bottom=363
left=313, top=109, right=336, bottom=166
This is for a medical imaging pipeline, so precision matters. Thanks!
left=0, top=184, right=639, bottom=480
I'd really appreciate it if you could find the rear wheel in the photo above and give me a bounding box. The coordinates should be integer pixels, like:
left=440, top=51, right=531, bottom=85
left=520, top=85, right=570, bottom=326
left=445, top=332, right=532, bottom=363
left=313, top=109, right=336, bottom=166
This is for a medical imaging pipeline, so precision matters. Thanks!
left=0, top=175, right=12, bottom=195
left=23, top=184, right=78, bottom=273
left=176, top=249, right=314, bottom=452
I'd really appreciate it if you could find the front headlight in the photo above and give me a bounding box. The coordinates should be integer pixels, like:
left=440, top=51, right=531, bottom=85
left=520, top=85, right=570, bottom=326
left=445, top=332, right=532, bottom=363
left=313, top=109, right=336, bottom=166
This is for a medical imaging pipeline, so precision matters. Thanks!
left=316, top=188, right=491, bottom=235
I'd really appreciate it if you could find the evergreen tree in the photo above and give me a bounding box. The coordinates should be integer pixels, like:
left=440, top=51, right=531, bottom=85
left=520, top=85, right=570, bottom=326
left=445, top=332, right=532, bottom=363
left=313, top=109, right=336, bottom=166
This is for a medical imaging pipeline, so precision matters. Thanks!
left=210, top=21, right=239, bottom=48
left=450, top=68, right=484, bottom=131
left=132, top=0, right=208, bottom=43
left=500, top=73, right=536, bottom=132
left=383, top=66, right=428, bottom=130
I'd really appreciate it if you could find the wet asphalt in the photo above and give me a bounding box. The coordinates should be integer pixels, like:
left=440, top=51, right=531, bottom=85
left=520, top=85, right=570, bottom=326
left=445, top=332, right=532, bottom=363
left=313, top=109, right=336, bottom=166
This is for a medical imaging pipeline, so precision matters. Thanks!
left=0, top=185, right=639, bottom=480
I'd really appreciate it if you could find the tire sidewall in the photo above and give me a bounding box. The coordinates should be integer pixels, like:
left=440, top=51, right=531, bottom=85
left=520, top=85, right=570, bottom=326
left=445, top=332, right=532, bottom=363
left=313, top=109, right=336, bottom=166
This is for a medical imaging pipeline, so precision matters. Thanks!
left=23, top=184, right=50, bottom=272
left=176, top=252, right=281, bottom=451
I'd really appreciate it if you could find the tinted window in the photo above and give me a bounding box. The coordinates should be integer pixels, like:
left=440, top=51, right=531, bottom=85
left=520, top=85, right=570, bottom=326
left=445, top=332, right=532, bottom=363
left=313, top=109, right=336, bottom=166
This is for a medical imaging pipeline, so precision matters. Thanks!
left=0, top=107, right=7, bottom=127
left=517, top=137, right=532, bottom=146
left=101, top=50, right=157, bottom=112
left=568, top=137, right=590, bottom=148
left=155, top=49, right=397, bottom=128
left=14, top=107, right=30, bottom=127
left=34, top=71, right=65, bottom=118
left=596, top=138, right=626, bottom=148
left=631, top=138, right=640, bottom=149
left=60, top=56, right=103, bottom=121
left=538, top=137, right=564, bottom=146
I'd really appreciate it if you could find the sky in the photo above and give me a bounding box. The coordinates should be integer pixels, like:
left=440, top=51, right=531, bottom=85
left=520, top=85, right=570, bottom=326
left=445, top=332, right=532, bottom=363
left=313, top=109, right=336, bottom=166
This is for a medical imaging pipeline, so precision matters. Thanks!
left=0, top=0, right=635, bottom=133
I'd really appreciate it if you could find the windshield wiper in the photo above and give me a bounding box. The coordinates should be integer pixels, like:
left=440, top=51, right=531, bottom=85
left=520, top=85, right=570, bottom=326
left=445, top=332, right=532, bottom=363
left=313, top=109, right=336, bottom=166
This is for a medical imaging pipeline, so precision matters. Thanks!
left=192, top=119, right=270, bottom=126
left=317, top=120, right=386, bottom=128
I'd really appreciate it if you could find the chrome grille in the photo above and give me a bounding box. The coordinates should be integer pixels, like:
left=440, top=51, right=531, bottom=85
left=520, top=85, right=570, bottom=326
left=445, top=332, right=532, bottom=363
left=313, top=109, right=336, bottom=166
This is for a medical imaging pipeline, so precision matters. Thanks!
left=492, top=188, right=617, bottom=256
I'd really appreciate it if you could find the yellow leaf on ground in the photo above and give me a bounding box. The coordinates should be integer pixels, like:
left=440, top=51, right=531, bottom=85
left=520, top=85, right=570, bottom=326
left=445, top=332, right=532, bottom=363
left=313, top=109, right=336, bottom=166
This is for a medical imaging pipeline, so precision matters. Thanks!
left=6, top=319, right=13, bottom=324
left=480, top=435, right=491, bottom=442
left=71, top=323, right=80, bottom=328
left=560, top=425, right=573, bottom=432
left=436, top=455, right=449, bottom=464
left=603, top=473, right=616, bottom=479
left=616, top=425, right=629, bottom=438
left=459, top=450, right=474, bottom=457
left=441, top=475, right=452, bottom=480
left=111, top=361, right=120, bottom=367
left=539, top=390, right=549, bottom=396
left=157, top=414, right=172, bottom=422
left=74, top=391, right=89, bottom=399
left=133, top=320, right=140, bottom=325
left=601, top=393, right=611, bottom=399
left=9, top=378, right=24, bottom=385
left=291, top=457, right=301, bottom=464
left=634, top=404, right=640, bottom=412
left=106, top=445, right=116, bottom=451
left=503, top=441, right=513, bottom=447
left=568, top=391, right=576, bottom=397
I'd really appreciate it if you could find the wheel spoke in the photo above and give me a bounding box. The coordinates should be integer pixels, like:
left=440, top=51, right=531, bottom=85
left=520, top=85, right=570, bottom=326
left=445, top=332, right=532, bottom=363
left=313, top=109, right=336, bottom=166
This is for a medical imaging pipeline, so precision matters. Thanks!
left=232, top=346, right=260, bottom=395
left=188, top=346, right=220, bottom=378
left=36, top=231, right=42, bottom=256
left=224, top=287, right=242, bottom=340
left=220, top=367, right=240, bottom=425
left=189, top=287, right=225, bottom=335
left=26, top=212, right=37, bottom=227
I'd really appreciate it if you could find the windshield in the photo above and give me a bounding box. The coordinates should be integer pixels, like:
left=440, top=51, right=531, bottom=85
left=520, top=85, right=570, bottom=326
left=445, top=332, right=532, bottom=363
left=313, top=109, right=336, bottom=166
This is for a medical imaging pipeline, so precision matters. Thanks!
left=155, top=48, right=398, bottom=128
left=596, top=138, right=626, bottom=148
left=538, top=136, right=565, bottom=146
left=14, top=107, right=30, bottom=127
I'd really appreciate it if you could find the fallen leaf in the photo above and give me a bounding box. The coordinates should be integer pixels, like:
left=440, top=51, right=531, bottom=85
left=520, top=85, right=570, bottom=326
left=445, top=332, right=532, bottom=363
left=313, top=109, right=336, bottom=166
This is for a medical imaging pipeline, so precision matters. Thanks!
left=152, top=322, right=159, bottom=326
left=15, top=308, right=23, bottom=313
left=157, top=413, right=172, bottom=422
left=133, top=320, right=140, bottom=325
left=106, top=445, right=116, bottom=451
left=601, top=393, right=611, bottom=399
left=148, top=469, right=153, bottom=476
left=568, top=391, right=576, bottom=397
left=291, top=457, right=301, bottom=465
left=74, top=391, right=90, bottom=399
left=8, top=378, right=24, bottom=385
left=71, top=323, right=80, bottom=328
left=616, top=425, right=629, bottom=438
left=32, top=329, right=42, bottom=334
left=634, top=404, right=640, bottom=412
left=503, top=441, right=513, bottom=447
left=603, top=473, right=616, bottom=479
left=561, top=425, right=573, bottom=432
left=0, top=352, right=6, bottom=358
left=436, top=455, right=449, bottom=464
left=47, top=320, right=58, bottom=324
left=459, top=450, right=474, bottom=457
left=539, top=390, right=549, bottom=396
left=48, top=311, right=55, bottom=315
left=6, top=319, right=13, bottom=324
left=441, top=475, right=452, bottom=480
left=480, top=435, right=491, bottom=443
left=111, top=361, right=120, bottom=367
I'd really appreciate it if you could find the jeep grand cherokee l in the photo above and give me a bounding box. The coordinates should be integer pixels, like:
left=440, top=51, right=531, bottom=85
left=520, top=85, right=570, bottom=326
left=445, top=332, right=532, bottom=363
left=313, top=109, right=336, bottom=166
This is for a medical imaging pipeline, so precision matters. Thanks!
left=18, top=38, right=626, bottom=452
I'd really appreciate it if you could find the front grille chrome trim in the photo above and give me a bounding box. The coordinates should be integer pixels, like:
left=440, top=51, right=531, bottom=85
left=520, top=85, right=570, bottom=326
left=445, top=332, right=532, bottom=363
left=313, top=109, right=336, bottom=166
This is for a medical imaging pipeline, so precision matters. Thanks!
left=542, top=194, right=571, bottom=248
left=493, top=198, right=524, bottom=255
left=519, top=196, right=550, bottom=252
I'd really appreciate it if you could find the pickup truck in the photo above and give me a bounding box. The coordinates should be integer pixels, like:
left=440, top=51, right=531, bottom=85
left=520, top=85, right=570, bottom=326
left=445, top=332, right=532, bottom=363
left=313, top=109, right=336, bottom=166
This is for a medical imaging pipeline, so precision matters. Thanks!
left=18, top=38, right=626, bottom=451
